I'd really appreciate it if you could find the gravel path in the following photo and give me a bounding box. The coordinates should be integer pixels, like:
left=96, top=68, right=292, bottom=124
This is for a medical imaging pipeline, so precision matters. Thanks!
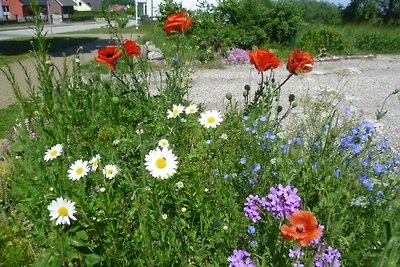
left=1, top=41, right=400, bottom=149
left=190, top=55, right=400, bottom=150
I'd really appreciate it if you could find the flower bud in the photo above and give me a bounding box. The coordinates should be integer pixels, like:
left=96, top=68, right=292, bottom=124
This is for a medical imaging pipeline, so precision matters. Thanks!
left=243, top=90, right=248, bottom=97
left=292, top=101, right=298, bottom=108
left=289, top=94, right=295, bottom=102
left=330, top=127, right=340, bottom=138
left=244, top=84, right=251, bottom=91
left=277, top=105, right=283, bottom=113
left=112, top=97, right=120, bottom=104
left=225, top=92, right=232, bottom=101
left=45, top=60, right=53, bottom=66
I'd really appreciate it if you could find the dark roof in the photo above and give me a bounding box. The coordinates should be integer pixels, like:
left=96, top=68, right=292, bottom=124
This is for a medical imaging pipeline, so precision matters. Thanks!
left=55, top=0, right=76, bottom=6
left=21, top=0, right=48, bottom=6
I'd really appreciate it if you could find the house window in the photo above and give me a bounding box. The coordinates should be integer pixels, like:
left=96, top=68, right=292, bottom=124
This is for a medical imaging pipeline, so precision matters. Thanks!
left=3, top=6, right=10, bottom=15
left=78, top=2, right=82, bottom=6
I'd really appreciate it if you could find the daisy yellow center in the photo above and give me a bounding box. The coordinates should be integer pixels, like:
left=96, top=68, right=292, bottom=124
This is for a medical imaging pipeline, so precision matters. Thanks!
left=50, top=150, right=58, bottom=157
left=107, top=169, right=113, bottom=175
left=58, top=206, right=68, bottom=216
left=155, top=157, right=167, bottom=169
left=207, top=117, right=216, bottom=124
left=162, top=142, right=167, bottom=146
left=172, top=109, right=180, bottom=115
left=189, top=108, right=195, bottom=113
left=76, top=167, right=84, bottom=175
left=93, top=160, right=99, bottom=165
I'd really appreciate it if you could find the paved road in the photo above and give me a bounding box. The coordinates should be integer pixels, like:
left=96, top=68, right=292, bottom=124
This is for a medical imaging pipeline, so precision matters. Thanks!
left=0, top=21, right=108, bottom=41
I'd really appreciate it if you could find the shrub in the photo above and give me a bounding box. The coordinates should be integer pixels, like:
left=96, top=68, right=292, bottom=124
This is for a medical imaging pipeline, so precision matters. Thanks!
left=297, top=27, right=347, bottom=54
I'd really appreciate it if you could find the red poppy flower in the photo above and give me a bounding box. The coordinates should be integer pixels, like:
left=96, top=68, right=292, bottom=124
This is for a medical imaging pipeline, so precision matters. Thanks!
left=164, top=11, right=193, bottom=33
left=280, top=210, right=323, bottom=247
left=95, top=45, right=122, bottom=70
left=286, top=49, right=314, bottom=75
left=124, top=40, right=142, bottom=56
left=249, top=49, right=281, bottom=72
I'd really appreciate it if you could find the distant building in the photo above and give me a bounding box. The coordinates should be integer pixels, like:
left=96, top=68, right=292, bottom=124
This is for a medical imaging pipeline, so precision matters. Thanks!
left=0, top=0, right=75, bottom=19
left=73, top=0, right=101, bottom=12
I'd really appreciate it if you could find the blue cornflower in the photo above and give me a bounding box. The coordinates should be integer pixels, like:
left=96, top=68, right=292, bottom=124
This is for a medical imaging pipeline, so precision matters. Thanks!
left=245, top=126, right=251, bottom=132
left=359, top=175, right=373, bottom=191
left=249, top=240, right=258, bottom=247
left=344, top=106, right=352, bottom=115
left=264, top=131, right=276, bottom=141
left=297, top=158, right=303, bottom=164
left=172, top=56, right=180, bottom=63
left=352, top=127, right=360, bottom=135
left=248, top=177, right=258, bottom=185
left=224, top=173, right=230, bottom=179
left=314, top=141, right=321, bottom=150
left=361, top=159, right=369, bottom=167
left=252, top=129, right=256, bottom=134
left=247, top=225, right=256, bottom=235
left=312, top=162, right=318, bottom=169
left=259, top=116, right=267, bottom=122
left=281, top=144, right=288, bottom=154
left=335, top=168, right=341, bottom=177
left=352, top=144, right=362, bottom=154
left=377, top=191, right=384, bottom=202
left=251, top=163, right=261, bottom=173
left=296, top=137, right=302, bottom=145
left=323, top=123, right=329, bottom=135
left=205, top=139, right=212, bottom=145
left=240, top=158, right=247, bottom=164
left=253, top=121, right=259, bottom=127
left=242, top=115, right=249, bottom=121
left=374, top=163, right=383, bottom=174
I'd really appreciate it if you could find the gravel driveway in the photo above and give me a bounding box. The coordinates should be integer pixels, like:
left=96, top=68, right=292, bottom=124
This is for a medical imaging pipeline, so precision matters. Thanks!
left=190, top=55, right=400, bottom=150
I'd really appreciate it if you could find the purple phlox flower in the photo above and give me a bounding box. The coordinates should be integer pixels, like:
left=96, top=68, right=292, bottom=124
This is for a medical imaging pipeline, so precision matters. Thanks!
left=264, top=131, right=276, bottom=141
left=314, top=246, right=341, bottom=267
left=30, top=131, right=38, bottom=139
left=289, top=247, right=304, bottom=267
left=244, top=194, right=267, bottom=222
left=265, top=184, right=301, bottom=219
left=247, top=225, right=256, bottom=235
left=227, top=48, right=250, bottom=63
left=251, top=163, right=261, bottom=173
left=335, top=168, right=341, bottom=177
left=228, top=249, right=256, bottom=267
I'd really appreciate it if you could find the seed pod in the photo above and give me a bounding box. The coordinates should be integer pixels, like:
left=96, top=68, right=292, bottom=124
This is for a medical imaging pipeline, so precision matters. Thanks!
left=225, top=92, right=233, bottom=101
left=289, top=94, right=295, bottom=102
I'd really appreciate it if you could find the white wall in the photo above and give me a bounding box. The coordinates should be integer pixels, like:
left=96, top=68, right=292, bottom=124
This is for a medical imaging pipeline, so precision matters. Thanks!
left=146, top=0, right=218, bottom=17
left=73, top=0, right=93, bottom=11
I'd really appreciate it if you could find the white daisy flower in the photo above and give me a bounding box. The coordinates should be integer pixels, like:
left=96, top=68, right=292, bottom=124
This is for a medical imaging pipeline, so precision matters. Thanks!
left=89, top=154, right=101, bottom=171
left=167, top=104, right=185, bottom=119
left=158, top=139, right=169, bottom=149
left=144, top=147, right=178, bottom=179
left=44, top=144, right=63, bottom=161
left=185, top=104, right=198, bottom=114
left=68, top=159, right=90, bottom=181
left=103, top=164, right=119, bottom=179
left=47, top=197, right=77, bottom=225
left=199, top=110, right=223, bottom=129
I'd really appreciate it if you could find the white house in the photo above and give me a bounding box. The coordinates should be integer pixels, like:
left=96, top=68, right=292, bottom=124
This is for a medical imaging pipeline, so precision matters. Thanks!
left=140, top=0, right=218, bottom=18
left=73, top=0, right=102, bottom=11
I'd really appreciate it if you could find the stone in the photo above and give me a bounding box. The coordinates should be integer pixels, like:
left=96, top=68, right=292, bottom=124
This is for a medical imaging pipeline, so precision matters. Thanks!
left=148, top=51, right=164, bottom=61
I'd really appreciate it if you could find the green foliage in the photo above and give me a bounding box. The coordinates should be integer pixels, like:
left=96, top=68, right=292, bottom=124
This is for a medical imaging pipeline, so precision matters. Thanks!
left=287, top=0, right=342, bottom=25
left=297, top=27, right=347, bottom=54
left=157, top=0, right=184, bottom=23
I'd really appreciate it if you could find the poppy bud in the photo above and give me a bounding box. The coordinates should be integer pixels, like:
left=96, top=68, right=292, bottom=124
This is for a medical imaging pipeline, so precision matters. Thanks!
left=330, top=127, right=340, bottom=138
left=45, top=60, right=53, bottom=66
left=289, top=94, right=295, bottom=102
left=243, top=90, right=248, bottom=97
left=292, top=101, right=298, bottom=108
left=225, top=92, right=232, bottom=101
left=112, top=97, right=120, bottom=104
left=277, top=106, right=283, bottom=113
left=244, top=84, right=251, bottom=91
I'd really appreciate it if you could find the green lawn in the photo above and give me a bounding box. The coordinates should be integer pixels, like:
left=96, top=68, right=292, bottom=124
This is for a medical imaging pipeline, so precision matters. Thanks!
left=0, top=36, right=99, bottom=66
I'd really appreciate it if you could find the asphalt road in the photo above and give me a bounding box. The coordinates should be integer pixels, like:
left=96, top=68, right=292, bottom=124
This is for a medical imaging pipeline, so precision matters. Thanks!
left=0, top=21, right=108, bottom=41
